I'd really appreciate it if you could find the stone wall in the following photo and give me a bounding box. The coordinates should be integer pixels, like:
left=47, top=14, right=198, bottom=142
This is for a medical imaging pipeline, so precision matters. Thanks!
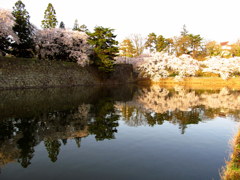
left=0, top=57, right=137, bottom=89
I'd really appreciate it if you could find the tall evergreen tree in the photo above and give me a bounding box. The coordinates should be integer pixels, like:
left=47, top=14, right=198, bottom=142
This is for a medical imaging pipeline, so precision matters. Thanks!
left=59, top=21, right=65, bottom=29
left=12, top=0, right=35, bottom=58
left=87, top=26, right=119, bottom=72
left=41, top=3, right=58, bottom=29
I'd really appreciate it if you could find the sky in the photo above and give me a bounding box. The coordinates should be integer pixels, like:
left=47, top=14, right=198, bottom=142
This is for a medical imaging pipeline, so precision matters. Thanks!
left=1, top=0, right=240, bottom=43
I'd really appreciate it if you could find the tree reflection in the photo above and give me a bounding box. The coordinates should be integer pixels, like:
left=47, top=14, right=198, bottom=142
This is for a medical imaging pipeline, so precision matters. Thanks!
left=44, top=139, right=61, bottom=162
left=89, top=98, right=119, bottom=141
left=116, top=86, right=240, bottom=133
left=16, top=119, right=38, bottom=168
left=0, top=85, right=240, bottom=168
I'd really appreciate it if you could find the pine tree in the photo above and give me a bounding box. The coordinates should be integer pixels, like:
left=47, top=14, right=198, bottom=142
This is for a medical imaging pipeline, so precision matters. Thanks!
left=145, top=33, right=157, bottom=52
left=87, top=26, right=119, bottom=72
left=59, top=21, right=65, bottom=29
left=12, top=0, right=35, bottom=58
left=42, top=3, right=58, bottom=29
left=156, top=35, right=168, bottom=52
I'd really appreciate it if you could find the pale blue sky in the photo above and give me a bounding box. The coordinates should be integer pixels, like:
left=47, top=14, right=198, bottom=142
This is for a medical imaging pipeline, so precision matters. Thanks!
left=1, top=0, right=240, bottom=42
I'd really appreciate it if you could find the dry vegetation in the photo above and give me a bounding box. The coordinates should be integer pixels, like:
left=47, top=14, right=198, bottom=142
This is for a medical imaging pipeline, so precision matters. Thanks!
left=222, top=129, right=240, bottom=180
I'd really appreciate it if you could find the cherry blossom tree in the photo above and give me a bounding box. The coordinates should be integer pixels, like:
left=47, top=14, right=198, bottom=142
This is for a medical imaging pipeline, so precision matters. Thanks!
left=116, top=52, right=240, bottom=80
left=0, top=8, right=18, bottom=55
left=35, top=28, right=90, bottom=66
left=201, top=56, right=240, bottom=79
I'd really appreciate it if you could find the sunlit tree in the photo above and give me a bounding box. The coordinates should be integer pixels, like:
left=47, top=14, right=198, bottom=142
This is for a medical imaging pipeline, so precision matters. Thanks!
left=119, top=38, right=136, bottom=57
left=145, top=32, right=157, bottom=52
left=156, top=35, right=168, bottom=52
left=230, top=40, right=240, bottom=57
left=42, top=3, right=58, bottom=29
left=205, top=41, right=221, bottom=57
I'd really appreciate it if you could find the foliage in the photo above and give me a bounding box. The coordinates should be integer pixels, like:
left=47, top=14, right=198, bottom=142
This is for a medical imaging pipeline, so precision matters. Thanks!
left=73, top=19, right=88, bottom=32
left=87, top=26, right=119, bottom=72
left=0, top=8, right=17, bottom=56
left=35, top=28, right=90, bottom=66
left=136, top=53, right=200, bottom=81
left=187, top=34, right=203, bottom=58
left=145, top=33, right=157, bottom=52
left=44, top=139, right=61, bottom=162
left=116, top=52, right=240, bottom=80
left=12, top=0, right=35, bottom=58
left=59, top=21, right=65, bottom=29
left=230, top=41, right=240, bottom=57
left=89, top=98, right=119, bottom=141
left=119, top=38, right=136, bottom=57
left=201, top=56, right=240, bottom=79
left=156, top=35, right=169, bottom=52
left=41, top=3, right=58, bottom=29
left=205, top=41, right=222, bottom=56
left=221, top=130, right=240, bottom=180
left=173, top=25, right=204, bottom=58
left=79, top=24, right=88, bottom=33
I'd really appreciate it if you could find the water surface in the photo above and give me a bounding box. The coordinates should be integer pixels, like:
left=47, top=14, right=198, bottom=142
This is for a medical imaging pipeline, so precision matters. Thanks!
left=0, top=85, right=239, bottom=180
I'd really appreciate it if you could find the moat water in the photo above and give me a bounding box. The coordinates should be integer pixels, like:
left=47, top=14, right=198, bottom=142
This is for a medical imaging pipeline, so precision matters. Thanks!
left=0, top=85, right=239, bottom=180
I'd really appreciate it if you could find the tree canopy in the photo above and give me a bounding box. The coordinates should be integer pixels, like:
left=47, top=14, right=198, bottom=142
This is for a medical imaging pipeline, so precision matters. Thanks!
left=12, top=0, right=35, bottom=58
left=87, top=26, right=119, bottom=72
left=119, top=38, right=136, bottom=57
left=41, top=3, right=58, bottom=29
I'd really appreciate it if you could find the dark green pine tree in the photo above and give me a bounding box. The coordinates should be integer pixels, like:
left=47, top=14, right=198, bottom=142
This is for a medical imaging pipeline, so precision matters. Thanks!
left=87, top=26, right=119, bottom=72
left=12, top=0, right=35, bottom=58
left=59, top=21, right=65, bottom=29
left=41, top=3, right=58, bottom=29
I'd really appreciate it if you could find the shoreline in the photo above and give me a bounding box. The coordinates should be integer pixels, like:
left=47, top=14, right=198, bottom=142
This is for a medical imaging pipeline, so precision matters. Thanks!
left=222, top=129, right=240, bottom=180
left=138, top=77, right=240, bottom=90
left=1, top=56, right=240, bottom=90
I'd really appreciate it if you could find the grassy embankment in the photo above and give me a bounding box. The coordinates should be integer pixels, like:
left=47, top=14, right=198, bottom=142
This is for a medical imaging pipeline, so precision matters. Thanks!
left=138, top=77, right=240, bottom=90
left=222, top=129, right=240, bottom=180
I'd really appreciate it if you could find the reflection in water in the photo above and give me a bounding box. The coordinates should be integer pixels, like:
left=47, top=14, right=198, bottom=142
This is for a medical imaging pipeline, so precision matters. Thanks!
left=89, top=98, right=119, bottom=141
left=116, top=86, right=240, bottom=133
left=0, top=85, right=239, bottom=170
